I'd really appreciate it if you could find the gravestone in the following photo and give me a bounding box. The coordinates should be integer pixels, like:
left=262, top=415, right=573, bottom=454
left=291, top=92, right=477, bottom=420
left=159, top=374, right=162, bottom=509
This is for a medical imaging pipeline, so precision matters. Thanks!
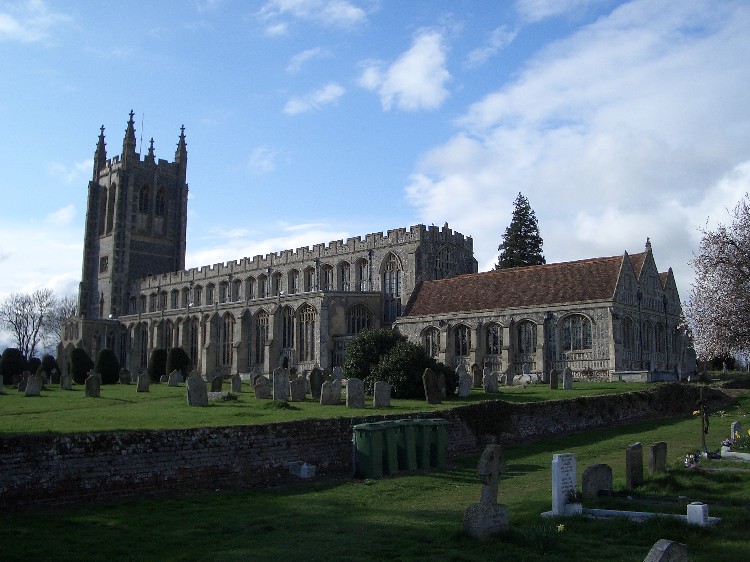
left=119, top=369, right=132, bottom=385
left=289, top=377, right=306, bottom=401
left=581, top=464, right=612, bottom=500
left=458, top=370, right=472, bottom=398
left=504, top=368, right=514, bottom=386
left=643, top=539, right=688, bottom=562
left=211, top=376, right=223, bottom=392
left=626, top=442, right=644, bottom=489
left=24, top=373, right=43, bottom=397
left=422, top=368, right=441, bottom=404
left=731, top=420, right=742, bottom=441
left=373, top=381, right=391, bottom=407
left=320, top=379, right=341, bottom=405
left=469, top=364, right=481, bottom=388
left=231, top=373, right=242, bottom=393
left=17, top=371, right=30, bottom=392
left=549, top=368, right=559, bottom=390
left=50, top=368, right=60, bottom=384
left=332, top=366, right=345, bottom=381
left=562, top=367, right=573, bottom=390
left=137, top=374, right=150, bottom=392
left=85, top=373, right=101, bottom=397
left=479, top=366, right=490, bottom=388
left=186, top=373, right=209, bottom=406
left=272, top=368, right=290, bottom=401
left=346, top=377, right=365, bottom=408
left=437, top=371, right=447, bottom=398
left=649, top=442, right=667, bottom=475
left=551, top=453, right=579, bottom=516
left=462, top=444, right=509, bottom=539
left=301, top=371, right=311, bottom=394
left=60, top=373, right=73, bottom=390
left=686, top=502, right=709, bottom=526
left=168, top=370, right=183, bottom=387
left=160, top=374, right=168, bottom=383
left=309, top=368, right=324, bottom=400
left=483, top=371, right=499, bottom=393
left=253, top=375, right=270, bottom=399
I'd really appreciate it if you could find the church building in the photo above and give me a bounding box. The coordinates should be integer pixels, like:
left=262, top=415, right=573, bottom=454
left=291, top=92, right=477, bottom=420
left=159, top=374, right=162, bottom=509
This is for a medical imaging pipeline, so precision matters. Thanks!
left=59, top=114, right=695, bottom=380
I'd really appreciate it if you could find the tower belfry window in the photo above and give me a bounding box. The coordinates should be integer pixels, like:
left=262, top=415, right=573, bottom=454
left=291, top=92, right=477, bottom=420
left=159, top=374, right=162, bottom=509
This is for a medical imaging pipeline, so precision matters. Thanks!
left=138, top=186, right=149, bottom=214
left=155, top=189, right=166, bottom=217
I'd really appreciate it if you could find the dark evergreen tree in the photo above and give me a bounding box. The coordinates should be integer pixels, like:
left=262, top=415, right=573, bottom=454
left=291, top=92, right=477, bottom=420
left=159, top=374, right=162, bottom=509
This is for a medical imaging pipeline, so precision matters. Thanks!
left=166, top=347, right=191, bottom=378
left=70, top=347, right=94, bottom=384
left=147, top=348, right=168, bottom=382
left=94, top=348, right=120, bottom=384
left=496, top=192, right=545, bottom=269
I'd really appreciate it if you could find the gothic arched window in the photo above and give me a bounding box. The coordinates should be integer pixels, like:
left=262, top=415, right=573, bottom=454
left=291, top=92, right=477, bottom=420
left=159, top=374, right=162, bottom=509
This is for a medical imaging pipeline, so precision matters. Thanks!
left=382, top=253, right=402, bottom=323
left=485, top=323, right=502, bottom=355
left=340, top=262, right=351, bottom=291
left=561, top=315, right=592, bottom=351
left=155, top=189, right=166, bottom=218
left=655, top=322, right=665, bottom=353
left=347, top=303, right=372, bottom=335
left=282, top=306, right=295, bottom=349
left=221, top=313, right=234, bottom=366
left=424, top=327, right=440, bottom=357
left=455, top=325, right=471, bottom=357
left=623, top=316, right=635, bottom=350
left=321, top=265, right=334, bottom=291
left=298, top=304, right=316, bottom=362
left=138, top=185, right=149, bottom=214
left=517, top=321, right=536, bottom=354
left=435, top=246, right=455, bottom=279
left=255, top=311, right=269, bottom=364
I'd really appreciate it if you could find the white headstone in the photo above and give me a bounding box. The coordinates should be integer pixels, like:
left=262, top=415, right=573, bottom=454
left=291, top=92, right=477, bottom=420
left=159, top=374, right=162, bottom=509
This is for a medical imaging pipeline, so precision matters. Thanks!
left=551, top=453, right=577, bottom=516
left=686, top=502, right=708, bottom=526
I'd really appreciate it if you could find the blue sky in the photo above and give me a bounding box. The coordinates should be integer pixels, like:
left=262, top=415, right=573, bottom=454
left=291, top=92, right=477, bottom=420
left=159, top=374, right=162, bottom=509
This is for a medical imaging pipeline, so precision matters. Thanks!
left=2, top=0, right=750, bottom=346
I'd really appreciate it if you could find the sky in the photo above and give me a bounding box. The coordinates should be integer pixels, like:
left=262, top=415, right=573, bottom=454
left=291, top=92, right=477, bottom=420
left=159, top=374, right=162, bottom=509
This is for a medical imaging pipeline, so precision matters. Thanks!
left=2, top=0, right=750, bottom=349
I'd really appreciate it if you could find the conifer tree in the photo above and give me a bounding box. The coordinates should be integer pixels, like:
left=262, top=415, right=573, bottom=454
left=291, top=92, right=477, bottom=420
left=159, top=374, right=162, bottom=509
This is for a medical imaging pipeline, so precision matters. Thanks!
left=496, top=192, right=545, bottom=269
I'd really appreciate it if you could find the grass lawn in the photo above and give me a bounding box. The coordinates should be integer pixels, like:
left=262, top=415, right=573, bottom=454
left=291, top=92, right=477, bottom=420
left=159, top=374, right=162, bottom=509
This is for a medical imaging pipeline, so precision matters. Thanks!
left=0, top=380, right=652, bottom=435
left=0, top=389, right=748, bottom=561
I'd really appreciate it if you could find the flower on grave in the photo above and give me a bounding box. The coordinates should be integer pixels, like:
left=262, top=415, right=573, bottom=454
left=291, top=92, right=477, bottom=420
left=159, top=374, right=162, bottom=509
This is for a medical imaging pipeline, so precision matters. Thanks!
left=723, top=439, right=733, bottom=447
left=736, top=432, right=741, bottom=440
left=557, top=524, right=565, bottom=533
left=692, top=410, right=701, bottom=416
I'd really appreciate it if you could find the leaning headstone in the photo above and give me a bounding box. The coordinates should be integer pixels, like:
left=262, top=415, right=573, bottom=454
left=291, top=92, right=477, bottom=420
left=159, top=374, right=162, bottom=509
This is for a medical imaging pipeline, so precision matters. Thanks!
left=231, top=373, right=242, bottom=393
left=186, top=373, right=209, bottom=406
left=346, top=377, right=365, bottom=408
left=462, top=444, right=509, bottom=539
left=643, top=539, right=688, bottom=562
left=137, top=373, right=150, bottom=392
left=549, top=368, right=559, bottom=390
left=373, top=381, right=391, bottom=407
left=253, top=375, right=270, bottom=399
left=458, top=370, right=472, bottom=398
left=423, top=368, right=441, bottom=404
left=551, top=453, right=580, bottom=516
left=649, top=442, right=667, bottom=475
left=211, top=376, right=223, bottom=392
left=581, top=464, right=612, bottom=500
left=273, top=368, right=290, bottom=401
left=730, top=420, right=742, bottom=441
left=168, top=370, right=182, bottom=387
left=562, top=367, right=573, bottom=390
left=626, top=442, right=644, bottom=489
left=320, top=379, right=341, bottom=405
left=60, top=373, right=73, bottom=390
left=24, top=373, right=43, bottom=397
left=309, top=368, right=324, bottom=400
left=119, top=368, right=132, bottom=385
left=289, top=377, right=306, bottom=401
left=85, top=373, right=101, bottom=397
left=483, top=371, right=499, bottom=393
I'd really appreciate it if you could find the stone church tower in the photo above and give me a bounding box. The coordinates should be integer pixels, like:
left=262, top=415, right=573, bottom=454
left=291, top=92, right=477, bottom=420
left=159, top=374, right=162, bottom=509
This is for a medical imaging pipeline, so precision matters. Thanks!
left=78, top=111, right=188, bottom=321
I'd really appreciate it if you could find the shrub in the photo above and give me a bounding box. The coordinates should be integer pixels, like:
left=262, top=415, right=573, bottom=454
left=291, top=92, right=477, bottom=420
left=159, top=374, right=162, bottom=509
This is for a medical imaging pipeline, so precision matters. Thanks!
left=430, top=360, right=457, bottom=397
left=27, top=356, right=41, bottom=375
left=0, top=348, right=27, bottom=380
left=369, top=340, right=432, bottom=399
left=94, top=348, right=121, bottom=384
left=166, top=347, right=191, bottom=378
left=70, top=347, right=94, bottom=384
left=343, top=328, right=406, bottom=382
left=39, top=354, right=61, bottom=383
left=148, top=348, right=168, bottom=382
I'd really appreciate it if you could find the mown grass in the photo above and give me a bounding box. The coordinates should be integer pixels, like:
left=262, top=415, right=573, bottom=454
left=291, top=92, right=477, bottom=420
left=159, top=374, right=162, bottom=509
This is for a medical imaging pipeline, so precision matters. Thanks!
left=0, top=389, right=748, bottom=561
left=0, top=380, right=651, bottom=435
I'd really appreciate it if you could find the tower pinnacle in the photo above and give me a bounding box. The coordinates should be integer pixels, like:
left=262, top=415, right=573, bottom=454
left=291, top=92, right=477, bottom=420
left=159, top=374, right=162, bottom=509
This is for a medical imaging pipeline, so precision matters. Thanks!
left=93, top=125, right=107, bottom=179
left=122, top=110, right=137, bottom=162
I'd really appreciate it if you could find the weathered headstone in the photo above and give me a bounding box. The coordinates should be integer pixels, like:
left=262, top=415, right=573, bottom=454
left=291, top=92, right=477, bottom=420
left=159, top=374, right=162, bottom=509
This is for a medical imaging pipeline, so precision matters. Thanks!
left=373, top=380, right=391, bottom=407
left=211, top=376, right=223, bottom=392
left=168, top=370, right=183, bottom=387
left=462, top=445, right=509, bottom=539
left=332, top=366, right=345, bottom=381
left=504, top=367, right=514, bottom=386
left=458, top=370, right=472, bottom=398
left=231, top=373, right=242, bottom=393
left=551, top=453, right=579, bottom=516
left=731, top=420, right=743, bottom=441
left=626, top=442, right=644, bottom=489
left=469, top=364, right=481, bottom=388
left=423, top=368, right=441, bottom=404
left=309, top=367, right=324, bottom=400
left=186, top=373, right=209, bottom=406
left=60, top=372, right=73, bottom=390
left=437, top=371, right=447, bottom=398
left=320, top=379, right=341, bottom=405
left=649, top=442, right=667, bottom=475
left=253, top=375, right=270, bottom=399
left=85, top=373, right=101, bottom=397
left=581, top=463, right=612, bottom=500
left=17, top=371, right=30, bottom=392
left=272, top=368, right=290, bottom=401
left=119, top=368, right=132, bottom=385
left=289, top=377, right=306, bottom=401
left=479, top=366, right=490, bottom=388
left=686, top=502, right=709, bottom=526
left=137, top=373, right=150, bottom=392
left=24, top=373, right=43, bottom=397
left=549, top=368, right=559, bottom=390
left=643, top=539, right=688, bottom=562
left=346, top=377, right=365, bottom=408
left=161, top=374, right=169, bottom=383
left=562, top=367, right=573, bottom=390
left=483, top=371, right=499, bottom=393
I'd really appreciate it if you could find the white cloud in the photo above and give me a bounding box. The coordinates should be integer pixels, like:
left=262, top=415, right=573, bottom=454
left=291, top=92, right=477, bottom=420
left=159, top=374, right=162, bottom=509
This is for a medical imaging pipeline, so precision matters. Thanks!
left=404, top=0, right=750, bottom=297
left=247, top=146, right=279, bottom=175
left=46, top=205, right=76, bottom=226
left=0, top=0, right=72, bottom=43
left=258, top=0, right=367, bottom=33
left=287, top=47, right=328, bottom=73
left=358, top=29, right=450, bottom=111
left=284, top=82, right=345, bottom=115
left=48, top=159, right=91, bottom=184
left=465, top=26, right=517, bottom=69
left=515, top=0, right=601, bottom=22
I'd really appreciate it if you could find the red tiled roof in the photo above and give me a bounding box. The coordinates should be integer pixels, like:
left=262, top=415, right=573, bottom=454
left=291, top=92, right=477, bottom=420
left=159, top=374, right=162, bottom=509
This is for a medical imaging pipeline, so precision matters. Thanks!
left=404, top=252, right=646, bottom=317
left=630, top=252, right=646, bottom=280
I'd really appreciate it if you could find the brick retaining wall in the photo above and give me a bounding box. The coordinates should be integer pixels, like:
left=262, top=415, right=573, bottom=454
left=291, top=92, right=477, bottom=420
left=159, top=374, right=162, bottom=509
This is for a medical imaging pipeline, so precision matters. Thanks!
left=0, top=384, right=730, bottom=510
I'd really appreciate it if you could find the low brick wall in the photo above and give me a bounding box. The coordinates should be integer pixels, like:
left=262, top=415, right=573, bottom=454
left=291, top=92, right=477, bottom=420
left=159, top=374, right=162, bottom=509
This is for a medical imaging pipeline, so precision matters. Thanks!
left=0, top=384, right=730, bottom=510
